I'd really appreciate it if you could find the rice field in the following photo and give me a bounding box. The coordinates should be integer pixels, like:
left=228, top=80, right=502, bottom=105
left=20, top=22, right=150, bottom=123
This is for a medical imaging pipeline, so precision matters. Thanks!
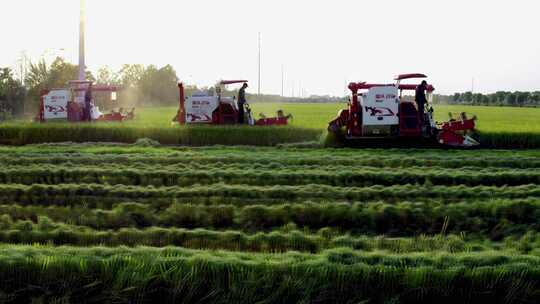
left=0, top=104, right=539, bottom=302
left=127, top=104, right=540, bottom=133
left=0, top=144, right=538, bottom=302
left=1, top=104, right=539, bottom=148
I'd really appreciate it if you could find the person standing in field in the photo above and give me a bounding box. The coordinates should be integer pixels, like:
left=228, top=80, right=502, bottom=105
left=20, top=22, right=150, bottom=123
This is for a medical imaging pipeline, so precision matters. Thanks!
left=415, top=80, right=428, bottom=124
left=84, top=84, right=93, bottom=122
left=237, top=83, right=248, bottom=124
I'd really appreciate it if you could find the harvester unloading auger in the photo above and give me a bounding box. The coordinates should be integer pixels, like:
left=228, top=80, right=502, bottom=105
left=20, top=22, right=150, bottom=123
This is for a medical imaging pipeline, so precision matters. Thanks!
left=328, top=74, right=479, bottom=148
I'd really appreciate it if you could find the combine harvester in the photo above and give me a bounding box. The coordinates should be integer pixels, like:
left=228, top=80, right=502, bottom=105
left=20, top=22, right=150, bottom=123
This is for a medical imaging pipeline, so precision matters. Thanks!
left=36, top=81, right=134, bottom=123
left=36, top=1, right=134, bottom=123
left=328, top=74, right=479, bottom=148
left=173, top=80, right=291, bottom=126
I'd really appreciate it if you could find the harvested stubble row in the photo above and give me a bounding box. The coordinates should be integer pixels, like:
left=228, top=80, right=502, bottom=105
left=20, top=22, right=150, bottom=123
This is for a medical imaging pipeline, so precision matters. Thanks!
left=0, top=220, right=538, bottom=251
left=0, top=183, right=537, bottom=206
left=0, top=165, right=538, bottom=187
left=1, top=199, right=539, bottom=237
left=3, top=158, right=538, bottom=172
left=1, top=155, right=540, bottom=170
left=0, top=149, right=539, bottom=169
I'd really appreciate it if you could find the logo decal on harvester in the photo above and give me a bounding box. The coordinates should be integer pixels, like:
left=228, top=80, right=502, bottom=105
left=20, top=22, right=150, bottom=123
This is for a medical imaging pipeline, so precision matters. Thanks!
left=365, top=106, right=395, bottom=117
left=187, top=113, right=212, bottom=122
left=45, top=105, right=66, bottom=116
left=375, top=94, right=397, bottom=100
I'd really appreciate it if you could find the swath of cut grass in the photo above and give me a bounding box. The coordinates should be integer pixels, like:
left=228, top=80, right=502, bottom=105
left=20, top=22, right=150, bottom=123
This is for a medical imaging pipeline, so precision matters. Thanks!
left=1, top=198, right=539, bottom=240
left=0, top=142, right=537, bottom=302
left=0, top=245, right=538, bottom=303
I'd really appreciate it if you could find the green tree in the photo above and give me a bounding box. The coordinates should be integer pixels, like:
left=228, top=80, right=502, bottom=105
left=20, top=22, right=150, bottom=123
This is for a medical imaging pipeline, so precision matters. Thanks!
left=138, top=64, right=178, bottom=105
left=452, top=93, right=461, bottom=103
left=25, top=59, right=49, bottom=93
left=96, top=66, right=119, bottom=85
left=480, top=94, right=490, bottom=105
left=515, top=92, right=530, bottom=106
left=505, top=92, right=516, bottom=105
left=0, top=68, right=25, bottom=118
left=472, top=93, right=483, bottom=105
left=531, top=91, right=540, bottom=103
left=494, top=91, right=507, bottom=104
left=25, top=57, right=95, bottom=112
left=488, top=93, right=499, bottom=105
left=462, top=91, right=473, bottom=103
left=118, top=64, right=145, bottom=88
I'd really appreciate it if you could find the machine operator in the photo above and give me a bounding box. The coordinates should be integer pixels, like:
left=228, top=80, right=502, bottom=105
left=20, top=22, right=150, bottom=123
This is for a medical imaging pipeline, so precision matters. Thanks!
left=415, top=80, right=428, bottom=123
left=84, top=84, right=93, bottom=122
left=237, top=82, right=248, bottom=124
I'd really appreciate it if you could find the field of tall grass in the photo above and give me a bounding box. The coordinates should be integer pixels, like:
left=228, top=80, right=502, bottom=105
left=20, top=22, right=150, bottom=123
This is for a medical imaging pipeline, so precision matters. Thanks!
left=1, top=104, right=539, bottom=147
left=0, top=144, right=538, bottom=302
left=126, top=104, right=540, bottom=133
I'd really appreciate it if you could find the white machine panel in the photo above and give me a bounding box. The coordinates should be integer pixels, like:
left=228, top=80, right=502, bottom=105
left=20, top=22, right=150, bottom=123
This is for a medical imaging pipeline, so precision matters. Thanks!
left=185, top=94, right=219, bottom=123
left=43, top=90, right=70, bottom=120
left=361, top=86, right=399, bottom=126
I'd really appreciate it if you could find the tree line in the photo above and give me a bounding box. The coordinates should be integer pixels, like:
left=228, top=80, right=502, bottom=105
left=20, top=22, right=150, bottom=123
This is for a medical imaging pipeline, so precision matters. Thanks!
left=0, top=68, right=25, bottom=120
left=1, top=57, right=539, bottom=119
left=434, top=91, right=540, bottom=107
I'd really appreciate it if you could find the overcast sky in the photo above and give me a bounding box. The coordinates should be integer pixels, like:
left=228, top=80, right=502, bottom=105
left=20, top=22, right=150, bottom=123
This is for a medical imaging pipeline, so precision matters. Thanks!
left=1, top=0, right=539, bottom=96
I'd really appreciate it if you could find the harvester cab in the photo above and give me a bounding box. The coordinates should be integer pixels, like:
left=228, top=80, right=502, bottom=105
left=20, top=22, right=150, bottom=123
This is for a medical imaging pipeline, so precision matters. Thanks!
left=328, top=74, right=479, bottom=148
left=173, top=80, right=291, bottom=126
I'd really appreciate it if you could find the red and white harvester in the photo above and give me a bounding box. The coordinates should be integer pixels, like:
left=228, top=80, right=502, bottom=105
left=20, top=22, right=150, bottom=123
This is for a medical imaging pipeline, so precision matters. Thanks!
left=36, top=80, right=134, bottom=123
left=328, top=74, right=479, bottom=147
left=173, top=80, right=291, bottom=126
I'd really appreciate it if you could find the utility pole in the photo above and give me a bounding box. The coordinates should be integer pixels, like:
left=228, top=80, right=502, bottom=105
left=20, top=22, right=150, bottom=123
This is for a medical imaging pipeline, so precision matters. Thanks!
left=79, top=0, right=86, bottom=81
left=16, top=51, right=29, bottom=116
left=258, top=32, right=261, bottom=96
left=17, top=51, right=27, bottom=86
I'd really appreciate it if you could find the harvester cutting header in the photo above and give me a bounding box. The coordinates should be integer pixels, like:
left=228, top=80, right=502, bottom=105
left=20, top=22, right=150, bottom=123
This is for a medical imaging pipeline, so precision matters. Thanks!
left=328, top=74, right=479, bottom=147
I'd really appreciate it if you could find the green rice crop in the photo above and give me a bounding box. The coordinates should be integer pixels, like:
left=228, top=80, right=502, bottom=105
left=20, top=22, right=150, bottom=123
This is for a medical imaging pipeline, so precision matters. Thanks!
left=0, top=122, right=319, bottom=146
left=1, top=104, right=539, bottom=147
